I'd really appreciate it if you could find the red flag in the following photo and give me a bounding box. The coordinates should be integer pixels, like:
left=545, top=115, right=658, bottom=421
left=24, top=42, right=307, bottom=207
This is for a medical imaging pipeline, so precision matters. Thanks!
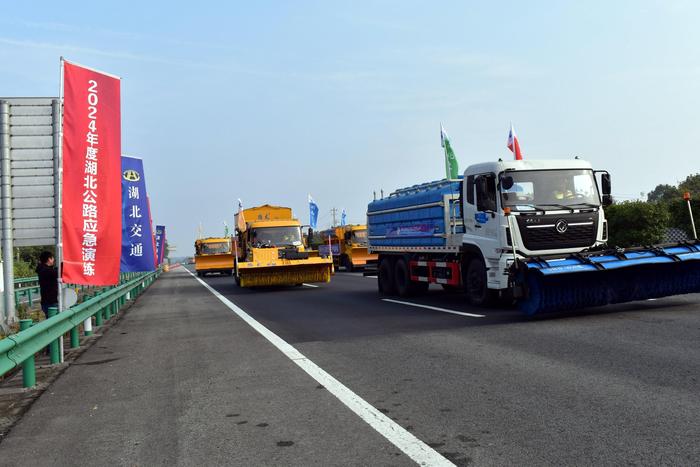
left=507, top=123, right=523, bottom=160
left=61, top=60, right=122, bottom=285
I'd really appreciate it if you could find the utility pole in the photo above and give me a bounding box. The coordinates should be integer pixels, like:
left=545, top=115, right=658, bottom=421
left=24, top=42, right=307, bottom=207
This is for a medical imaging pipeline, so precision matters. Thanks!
left=330, top=208, right=338, bottom=227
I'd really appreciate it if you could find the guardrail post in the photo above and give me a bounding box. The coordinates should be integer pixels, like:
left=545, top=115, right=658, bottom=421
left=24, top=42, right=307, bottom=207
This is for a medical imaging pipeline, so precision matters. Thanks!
left=70, top=324, right=80, bottom=348
left=94, top=294, right=103, bottom=326
left=19, top=319, right=36, bottom=388
left=47, top=307, right=60, bottom=364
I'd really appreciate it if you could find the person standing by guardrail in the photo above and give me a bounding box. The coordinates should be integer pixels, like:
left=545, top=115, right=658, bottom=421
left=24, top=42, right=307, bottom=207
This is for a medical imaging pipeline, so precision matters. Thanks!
left=36, top=251, right=58, bottom=319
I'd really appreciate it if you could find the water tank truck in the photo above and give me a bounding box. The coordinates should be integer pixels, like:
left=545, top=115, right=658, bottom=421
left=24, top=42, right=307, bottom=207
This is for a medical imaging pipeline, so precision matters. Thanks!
left=367, top=158, right=700, bottom=315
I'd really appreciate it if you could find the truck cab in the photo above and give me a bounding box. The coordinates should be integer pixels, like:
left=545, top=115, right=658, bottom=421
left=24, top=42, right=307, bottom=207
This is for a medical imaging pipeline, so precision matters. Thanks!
left=194, top=237, right=234, bottom=277
left=462, top=159, right=610, bottom=291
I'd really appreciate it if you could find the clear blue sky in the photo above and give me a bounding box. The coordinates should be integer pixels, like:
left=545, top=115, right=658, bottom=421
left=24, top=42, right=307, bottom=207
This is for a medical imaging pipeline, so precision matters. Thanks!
left=1, top=1, right=698, bottom=255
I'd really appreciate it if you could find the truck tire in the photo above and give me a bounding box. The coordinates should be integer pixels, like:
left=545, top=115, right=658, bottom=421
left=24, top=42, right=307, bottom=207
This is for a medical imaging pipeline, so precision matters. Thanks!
left=342, top=255, right=354, bottom=272
left=465, top=258, right=495, bottom=306
left=378, top=257, right=397, bottom=295
left=394, top=257, right=413, bottom=297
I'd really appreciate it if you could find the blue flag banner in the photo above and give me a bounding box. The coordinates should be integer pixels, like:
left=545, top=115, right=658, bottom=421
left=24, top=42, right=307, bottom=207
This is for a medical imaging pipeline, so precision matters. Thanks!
left=309, top=194, right=319, bottom=229
left=120, top=156, right=156, bottom=272
left=155, top=225, right=166, bottom=265
left=341, top=208, right=347, bottom=226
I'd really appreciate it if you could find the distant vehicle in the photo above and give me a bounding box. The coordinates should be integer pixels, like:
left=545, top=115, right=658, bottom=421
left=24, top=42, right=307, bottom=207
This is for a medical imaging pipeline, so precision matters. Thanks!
left=318, top=225, right=377, bottom=271
left=367, top=158, right=700, bottom=315
left=234, top=204, right=333, bottom=287
left=194, top=237, right=234, bottom=277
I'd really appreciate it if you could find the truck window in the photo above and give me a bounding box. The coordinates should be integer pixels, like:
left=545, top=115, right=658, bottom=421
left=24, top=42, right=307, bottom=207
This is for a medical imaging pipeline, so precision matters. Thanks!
left=476, top=174, right=497, bottom=212
left=199, top=242, right=231, bottom=255
left=466, top=175, right=475, bottom=205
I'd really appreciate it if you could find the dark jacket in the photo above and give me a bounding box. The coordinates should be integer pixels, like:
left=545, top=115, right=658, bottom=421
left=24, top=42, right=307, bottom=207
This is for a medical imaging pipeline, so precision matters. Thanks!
left=36, top=263, right=58, bottom=305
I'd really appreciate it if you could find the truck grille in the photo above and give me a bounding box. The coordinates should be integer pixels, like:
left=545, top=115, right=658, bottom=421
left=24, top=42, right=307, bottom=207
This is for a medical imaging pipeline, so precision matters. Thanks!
left=516, top=212, right=598, bottom=251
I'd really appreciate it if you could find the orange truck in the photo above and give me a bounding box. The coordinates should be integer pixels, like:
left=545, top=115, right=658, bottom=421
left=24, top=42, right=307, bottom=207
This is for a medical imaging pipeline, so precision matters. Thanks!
left=194, top=237, right=234, bottom=276
left=233, top=204, right=333, bottom=287
left=319, top=224, right=377, bottom=271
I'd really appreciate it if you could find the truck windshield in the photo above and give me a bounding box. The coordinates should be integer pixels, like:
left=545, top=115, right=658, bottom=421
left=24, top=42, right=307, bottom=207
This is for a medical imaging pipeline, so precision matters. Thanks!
left=251, top=226, right=302, bottom=247
left=351, top=230, right=368, bottom=245
left=199, top=242, right=231, bottom=255
left=500, top=169, right=600, bottom=210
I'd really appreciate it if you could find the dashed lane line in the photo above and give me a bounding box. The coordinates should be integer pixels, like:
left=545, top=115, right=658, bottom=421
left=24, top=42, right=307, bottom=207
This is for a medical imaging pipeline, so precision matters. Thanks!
left=183, top=267, right=454, bottom=467
left=382, top=298, right=485, bottom=318
left=302, top=283, right=319, bottom=288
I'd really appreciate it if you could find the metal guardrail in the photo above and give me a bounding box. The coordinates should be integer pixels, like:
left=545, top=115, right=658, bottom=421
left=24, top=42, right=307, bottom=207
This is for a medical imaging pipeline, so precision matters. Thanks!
left=0, top=269, right=160, bottom=388
left=12, top=273, right=138, bottom=309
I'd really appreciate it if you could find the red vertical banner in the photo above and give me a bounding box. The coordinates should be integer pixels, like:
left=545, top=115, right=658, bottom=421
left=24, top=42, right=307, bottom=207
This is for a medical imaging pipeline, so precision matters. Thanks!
left=61, top=60, right=122, bottom=285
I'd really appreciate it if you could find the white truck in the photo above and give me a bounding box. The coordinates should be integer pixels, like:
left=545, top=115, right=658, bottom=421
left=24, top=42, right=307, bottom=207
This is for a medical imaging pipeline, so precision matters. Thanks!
left=367, top=158, right=700, bottom=315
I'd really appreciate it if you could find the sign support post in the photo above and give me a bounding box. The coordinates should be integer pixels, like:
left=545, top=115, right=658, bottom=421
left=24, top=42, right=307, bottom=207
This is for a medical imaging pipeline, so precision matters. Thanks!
left=0, top=100, right=15, bottom=328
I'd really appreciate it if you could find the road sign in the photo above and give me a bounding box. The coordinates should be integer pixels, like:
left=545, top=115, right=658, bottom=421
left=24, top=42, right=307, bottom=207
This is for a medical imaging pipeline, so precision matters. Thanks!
left=0, top=97, right=60, bottom=247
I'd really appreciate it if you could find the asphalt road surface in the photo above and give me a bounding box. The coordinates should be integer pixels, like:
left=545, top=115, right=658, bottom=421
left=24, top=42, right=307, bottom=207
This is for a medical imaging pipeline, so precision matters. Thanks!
left=1, top=266, right=699, bottom=466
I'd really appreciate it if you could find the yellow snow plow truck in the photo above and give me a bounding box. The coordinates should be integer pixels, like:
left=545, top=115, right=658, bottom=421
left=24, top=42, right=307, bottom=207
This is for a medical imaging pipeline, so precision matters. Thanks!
left=194, top=237, right=234, bottom=277
left=233, top=204, right=333, bottom=287
left=319, top=225, right=377, bottom=271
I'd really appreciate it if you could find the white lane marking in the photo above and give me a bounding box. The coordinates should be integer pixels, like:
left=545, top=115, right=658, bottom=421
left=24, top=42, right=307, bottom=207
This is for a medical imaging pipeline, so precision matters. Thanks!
left=647, top=298, right=657, bottom=301
left=302, top=283, right=319, bottom=288
left=183, top=267, right=453, bottom=467
left=382, top=298, right=485, bottom=318
left=365, top=275, right=377, bottom=278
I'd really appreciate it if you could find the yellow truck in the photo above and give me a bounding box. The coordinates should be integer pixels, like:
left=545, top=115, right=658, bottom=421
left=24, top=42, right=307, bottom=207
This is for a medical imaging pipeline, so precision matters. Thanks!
left=194, top=237, right=234, bottom=277
left=233, top=204, right=333, bottom=287
left=319, top=224, right=377, bottom=272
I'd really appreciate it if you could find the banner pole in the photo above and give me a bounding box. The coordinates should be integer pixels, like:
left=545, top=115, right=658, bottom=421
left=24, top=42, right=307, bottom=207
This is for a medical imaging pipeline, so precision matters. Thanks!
left=57, top=57, right=65, bottom=315
left=57, top=57, right=66, bottom=363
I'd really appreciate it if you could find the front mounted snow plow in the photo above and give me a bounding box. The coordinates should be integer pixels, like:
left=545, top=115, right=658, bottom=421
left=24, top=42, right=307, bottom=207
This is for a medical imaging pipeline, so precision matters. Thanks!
left=516, top=241, right=700, bottom=315
left=236, top=255, right=333, bottom=287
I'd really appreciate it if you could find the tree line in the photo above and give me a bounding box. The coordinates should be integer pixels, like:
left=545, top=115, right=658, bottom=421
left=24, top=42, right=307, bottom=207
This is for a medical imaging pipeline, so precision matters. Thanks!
left=606, top=173, right=699, bottom=247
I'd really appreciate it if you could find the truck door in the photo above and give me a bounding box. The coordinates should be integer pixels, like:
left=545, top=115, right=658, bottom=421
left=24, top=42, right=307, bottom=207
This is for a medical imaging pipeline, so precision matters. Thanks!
left=472, top=173, right=501, bottom=255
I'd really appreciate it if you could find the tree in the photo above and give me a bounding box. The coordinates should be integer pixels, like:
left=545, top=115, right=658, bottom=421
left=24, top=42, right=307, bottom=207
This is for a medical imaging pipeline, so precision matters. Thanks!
left=667, top=198, right=700, bottom=238
left=678, top=173, right=700, bottom=198
left=605, top=201, right=669, bottom=248
left=647, top=183, right=681, bottom=203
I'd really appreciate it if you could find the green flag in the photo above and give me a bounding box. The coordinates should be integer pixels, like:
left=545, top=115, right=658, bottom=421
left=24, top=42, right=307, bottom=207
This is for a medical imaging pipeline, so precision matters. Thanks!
left=440, top=124, right=459, bottom=179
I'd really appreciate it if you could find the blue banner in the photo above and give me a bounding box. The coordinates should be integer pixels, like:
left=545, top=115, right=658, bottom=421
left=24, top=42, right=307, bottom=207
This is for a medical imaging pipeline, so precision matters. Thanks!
left=309, top=195, right=319, bottom=229
left=341, top=208, right=347, bottom=226
left=155, top=225, right=166, bottom=265
left=120, top=156, right=156, bottom=272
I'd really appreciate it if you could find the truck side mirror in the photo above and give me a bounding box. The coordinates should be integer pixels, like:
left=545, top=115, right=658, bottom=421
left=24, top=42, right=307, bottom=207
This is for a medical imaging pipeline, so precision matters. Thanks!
left=500, top=175, right=514, bottom=190
left=601, top=173, right=611, bottom=195
left=600, top=172, right=612, bottom=206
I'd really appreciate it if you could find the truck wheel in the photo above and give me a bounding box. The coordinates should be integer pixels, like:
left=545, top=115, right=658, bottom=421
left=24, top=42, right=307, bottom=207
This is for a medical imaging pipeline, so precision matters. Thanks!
left=378, top=257, right=397, bottom=295
left=196, top=271, right=202, bottom=277
left=465, top=258, right=495, bottom=306
left=394, top=258, right=414, bottom=297
left=234, top=274, right=241, bottom=286
left=343, top=256, right=354, bottom=272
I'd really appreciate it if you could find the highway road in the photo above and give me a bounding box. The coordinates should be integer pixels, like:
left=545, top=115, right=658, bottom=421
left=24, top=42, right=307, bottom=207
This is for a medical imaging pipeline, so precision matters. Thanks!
left=1, top=266, right=699, bottom=466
